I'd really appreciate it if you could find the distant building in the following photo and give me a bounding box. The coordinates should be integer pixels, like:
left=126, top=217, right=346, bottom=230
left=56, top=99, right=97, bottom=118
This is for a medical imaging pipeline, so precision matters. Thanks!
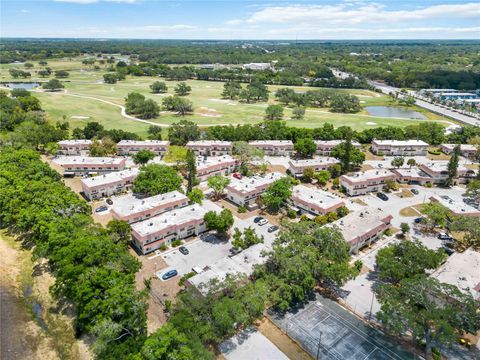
left=131, top=204, right=208, bottom=255
left=288, top=158, right=339, bottom=177
left=243, top=63, right=272, bottom=71
left=53, top=156, right=126, bottom=176
left=371, top=140, right=429, bottom=156
left=226, top=172, right=284, bottom=209
left=340, top=169, right=397, bottom=196
left=328, top=209, right=393, bottom=254
left=440, top=144, right=478, bottom=159
left=392, top=167, right=433, bottom=186
left=249, top=140, right=294, bottom=156
left=57, top=139, right=92, bottom=155
left=196, top=155, right=236, bottom=182
left=117, top=140, right=169, bottom=156
left=111, top=191, right=189, bottom=224
left=419, top=162, right=476, bottom=184
left=314, top=140, right=361, bottom=156
left=290, top=185, right=345, bottom=216
left=81, top=168, right=139, bottom=200
left=435, top=92, right=477, bottom=101
left=186, top=140, right=232, bottom=156
left=429, top=195, right=480, bottom=218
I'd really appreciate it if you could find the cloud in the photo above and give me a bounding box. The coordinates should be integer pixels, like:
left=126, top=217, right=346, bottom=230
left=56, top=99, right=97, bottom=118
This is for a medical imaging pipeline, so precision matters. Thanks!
left=20, top=9, right=30, bottom=13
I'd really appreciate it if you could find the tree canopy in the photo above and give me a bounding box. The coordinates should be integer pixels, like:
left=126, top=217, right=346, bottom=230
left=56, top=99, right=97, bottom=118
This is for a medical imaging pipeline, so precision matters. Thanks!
left=133, top=164, right=182, bottom=196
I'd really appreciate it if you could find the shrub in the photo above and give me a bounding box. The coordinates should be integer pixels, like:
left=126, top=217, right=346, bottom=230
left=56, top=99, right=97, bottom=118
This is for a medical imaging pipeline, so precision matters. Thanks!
left=159, top=244, right=167, bottom=251
left=237, top=206, right=247, bottom=213
left=424, top=182, right=433, bottom=188
left=428, top=149, right=441, bottom=155
left=171, top=239, right=182, bottom=247
left=287, top=209, right=297, bottom=219
left=179, top=272, right=196, bottom=286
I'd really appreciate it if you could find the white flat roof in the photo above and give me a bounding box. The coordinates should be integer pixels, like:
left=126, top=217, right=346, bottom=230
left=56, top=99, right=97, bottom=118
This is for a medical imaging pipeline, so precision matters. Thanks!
left=117, top=140, right=169, bottom=146
left=372, top=139, right=429, bottom=147
left=314, top=140, right=361, bottom=146
left=430, top=194, right=480, bottom=217
left=186, top=140, right=232, bottom=146
left=441, top=92, right=476, bottom=96
left=393, top=167, right=431, bottom=178
left=421, top=161, right=470, bottom=172
left=441, top=144, right=477, bottom=151
left=249, top=140, right=293, bottom=146
left=196, top=155, right=235, bottom=169
left=81, top=168, right=139, bottom=187
left=341, top=169, right=396, bottom=182
left=131, top=204, right=207, bottom=237
left=329, top=209, right=390, bottom=243
left=289, top=157, right=339, bottom=167
left=292, top=185, right=344, bottom=209
left=227, top=172, right=284, bottom=193
left=54, top=156, right=124, bottom=166
left=58, top=139, right=92, bottom=145
left=111, top=191, right=188, bottom=217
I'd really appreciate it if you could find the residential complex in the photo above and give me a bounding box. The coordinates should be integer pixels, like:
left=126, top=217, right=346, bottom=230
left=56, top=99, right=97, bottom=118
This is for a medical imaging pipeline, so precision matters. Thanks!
left=419, top=162, right=476, bottom=184
left=57, top=139, right=92, bottom=155
left=53, top=156, right=126, bottom=176
left=290, top=185, right=345, bottom=216
left=117, top=140, right=169, bottom=156
left=340, top=169, right=397, bottom=196
left=314, top=140, right=361, bottom=156
left=196, top=155, right=236, bottom=182
left=329, top=209, right=393, bottom=254
left=131, top=204, right=207, bottom=255
left=440, top=144, right=478, bottom=159
left=81, top=168, right=139, bottom=200
left=186, top=140, right=232, bottom=156
left=392, top=167, right=433, bottom=186
left=371, top=140, right=429, bottom=156
left=249, top=140, right=294, bottom=156
left=111, top=191, right=189, bottom=224
left=288, top=157, right=339, bottom=177
left=226, top=172, right=284, bottom=209
left=429, top=195, right=480, bottom=218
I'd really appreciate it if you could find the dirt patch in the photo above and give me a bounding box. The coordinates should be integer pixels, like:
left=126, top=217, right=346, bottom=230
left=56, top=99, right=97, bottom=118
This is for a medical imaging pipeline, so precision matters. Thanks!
left=70, top=116, right=90, bottom=119
left=268, top=164, right=288, bottom=174
left=397, top=188, right=414, bottom=198
left=361, top=164, right=374, bottom=171
left=352, top=198, right=368, bottom=206
left=195, top=107, right=222, bottom=117
left=364, top=148, right=384, bottom=161
left=427, top=148, right=451, bottom=161
left=399, top=206, right=422, bottom=217
left=257, top=317, right=313, bottom=360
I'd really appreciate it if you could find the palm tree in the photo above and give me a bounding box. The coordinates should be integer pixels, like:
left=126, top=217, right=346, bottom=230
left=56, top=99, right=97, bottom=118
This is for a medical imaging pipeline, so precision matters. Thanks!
left=407, top=158, right=416, bottom=168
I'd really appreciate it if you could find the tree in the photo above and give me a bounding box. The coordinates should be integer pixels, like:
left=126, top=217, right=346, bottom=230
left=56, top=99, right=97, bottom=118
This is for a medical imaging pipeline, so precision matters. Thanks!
left=445, top=144, right=460, bottom=187
left=331, top=135, right=365, bottom=174
left=163, top=96, right=193, bottom=116
left=232, top=141, right=263, bottom=168
left=294, top=138, right=316, bottom=158
left=465, top=179, right=480, bottom=202
left=89, top=137, right=117, bottom=156
left=54, top=70, right=69, bottom=78
left=204, top=209, right=234, bottom=237
left=138, top=99, right=160, bottom=119
left=38, top=70, right=50, bottom=77
left=232, top=227, right=264, bottom=250
left=106, top=220, right=132, bottom=247
left=376, top=240, right=445, bottom=284
left=168, top=120, right=200, bottom=146
left=147, top=125, right=163, bottom=139
left=150, top=81, right=168, bottom=94
left=125, top=92, right=146, bottom=114
left=302, top=167, right=315, bottom=183
left=174, top=82, right=191, bottom=96
left=207, top=175, right=230, bottom=200
left=138, top=324, right=194, bottom=360
left=133, top=164, right=182, bottom=196
left=133, top=150, right=155, bottom=165
left=391, top=156, right=404, bottom=168
left=81, top=121, right=104, bottom=139
left=451, top=216, right=480, bottom=250
left=42, top=79, right=64, bottom=91
left=421, top=202, right=450, bottom=230
left=275, top=88, right=296, bottom=105
left=384, top=179, right=399, bottom=192
left=24, top=62, right=34, bottom=68
left=376, top=276, right=480, bottom=359
left=261, top=177, right=293, bottom=213
left=314, top=170, right=331, bottom=186
left=264, top=104, right=284, bottom=120
left=292, top=107, right=305, bottom=120
left=221, top=80, right=241, bottom=100
left=407, top=158, right=416, bottom=168
left=187, top=188, right=204, bottom=205
left=329, top=93, right=360, bottom=113
left=185, top=149, right=197, bottom=193
left=103, top=73, right=118, bottom=84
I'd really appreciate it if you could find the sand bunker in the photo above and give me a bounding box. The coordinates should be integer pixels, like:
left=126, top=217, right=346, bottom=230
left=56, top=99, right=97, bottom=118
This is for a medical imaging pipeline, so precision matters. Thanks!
left=71, top=116, right=90, bottom=119
left=196, top=107, right=222, bottom=117
left=208, top=98, right=231, bottom=103
left=366, top=122, right=378, bottom=126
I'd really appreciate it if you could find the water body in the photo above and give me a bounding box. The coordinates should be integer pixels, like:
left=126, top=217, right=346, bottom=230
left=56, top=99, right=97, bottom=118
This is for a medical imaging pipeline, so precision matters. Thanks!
left=3, top=82, right=40, bottom=89
left=365, top=106, right=426, bottom=119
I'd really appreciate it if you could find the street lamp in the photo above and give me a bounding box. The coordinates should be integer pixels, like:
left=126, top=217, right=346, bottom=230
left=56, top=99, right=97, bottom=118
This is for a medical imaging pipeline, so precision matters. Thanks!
left=368, top=292, right=375, bottom=322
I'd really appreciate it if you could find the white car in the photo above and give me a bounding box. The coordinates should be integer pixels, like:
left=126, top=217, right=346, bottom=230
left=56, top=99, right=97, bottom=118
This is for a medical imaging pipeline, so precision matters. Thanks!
left=258, top=219, right=268, bottom=226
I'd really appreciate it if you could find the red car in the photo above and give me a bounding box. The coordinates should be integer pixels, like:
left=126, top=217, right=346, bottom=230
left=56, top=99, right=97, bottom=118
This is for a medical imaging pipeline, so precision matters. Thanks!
left=233, top=173, right=243, bottom=180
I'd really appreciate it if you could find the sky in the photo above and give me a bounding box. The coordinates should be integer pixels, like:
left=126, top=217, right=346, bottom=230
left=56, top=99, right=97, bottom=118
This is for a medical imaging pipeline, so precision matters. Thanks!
left=1, top=0, right=479, bottom=40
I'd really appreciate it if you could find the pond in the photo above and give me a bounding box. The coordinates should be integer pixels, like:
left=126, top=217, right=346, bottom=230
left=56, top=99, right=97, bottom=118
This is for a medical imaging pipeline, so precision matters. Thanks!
left=365, top=106, right=426, bottom=119
left=3, top=82, right=40, bottom=90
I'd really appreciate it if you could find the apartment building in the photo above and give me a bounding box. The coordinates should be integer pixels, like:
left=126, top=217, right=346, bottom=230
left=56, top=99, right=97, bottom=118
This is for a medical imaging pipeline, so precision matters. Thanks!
left=419, top=162, right=476, bottom=184
left=288, top=157, right=339, bottom=177
left=391, top=168, right=433, bottom=186
left=371, top=140, right=429, bottom=156
left=196, top=155, right=237, bottom=182
left=340, top=169, right=397, bottom=196
left=329, top=209, right=393, bottom=254
left=440, top=144, right=478, bottom=159
left=290, top=185, right=345, bottom=216
left=249, top=140, right=294, bottom=156
left=57, top=139, right=92, bottom=155
left=117, top=140, right=169, bottom=157
left=429, top=195, right=480, bottom=218
left=314, top=140, right=361, bottom=156
left=111, top=191, right=189, bottom=224
left=54, top=156, right=126, bottom=176
left=131, top=204, right=208, bottom=255
left=186, top=140, right=232, bottom=156
left=226, top=172, right=284, bottom=209
left=81, top=168, right=139, bottom=200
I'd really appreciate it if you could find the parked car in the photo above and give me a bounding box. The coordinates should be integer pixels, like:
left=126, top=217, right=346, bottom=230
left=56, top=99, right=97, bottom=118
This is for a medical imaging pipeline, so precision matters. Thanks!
left=438, top=232, right=454, bottom=241
left=258, top=219, right=268, bottom=226
left=95, top=205, right=108, bottom=213
left=268, top=225, right=279, bottom=233
left=378, top=164, right=383, bottom=168
left=376, top=192, right=389, bottom=201
left=253, top=216, right=264, bottom=223
left=443, top=247, right=455, bottom=256
left=179, top=246, right=189, bottom=255
left=106, top=198, right=113, bottom=205
left=411, top=189, right=419, bottom=195
left=161, top=269, right=178, bottom=280
left=233, top=172, right=243, bottom=180
left=414, top=217, right=425, bottom=224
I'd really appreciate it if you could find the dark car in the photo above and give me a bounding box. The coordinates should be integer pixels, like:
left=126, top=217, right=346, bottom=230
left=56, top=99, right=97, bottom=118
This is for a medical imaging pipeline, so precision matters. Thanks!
left=414, top=217, right=424, bottom=224
left=254, top=216, right=264, bottom=223
left=438, top=232, right=454, bottom=241
left=106, top=198, right=113, bottom=205
left=95, top=205, right=108, bottom=213
left=411, top=189, right=419, bottom=195
left=443, top=247, right=455, bottom=256
left=268, top=225, right=279, bottom=233
left=376, top=192, right=389, bottom=201
left=179, top=246, right=189, bottom=255
left=161, top=269, right=178, bottom=280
